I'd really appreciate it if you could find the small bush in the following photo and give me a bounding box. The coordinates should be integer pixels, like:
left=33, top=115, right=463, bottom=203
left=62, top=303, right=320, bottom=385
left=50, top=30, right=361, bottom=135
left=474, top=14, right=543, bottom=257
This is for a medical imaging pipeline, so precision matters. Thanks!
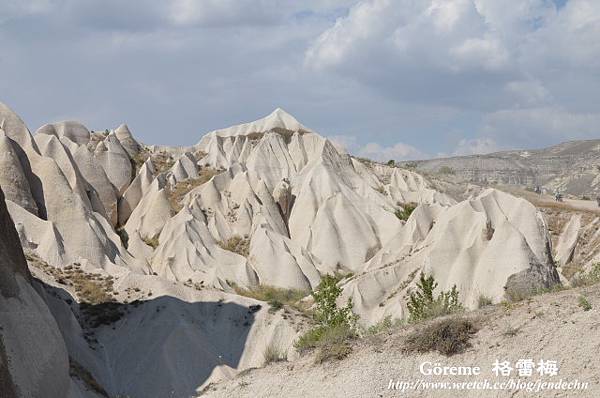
left=232, top=284, right=307, bottom=306
left=366, top=315, right=404, bottom=335
left=314, top=324, right=355, bottom=363
left=263, top=343, right=287, bottom=365
left=571, top=263, right=600, bottom=288
left=167, top=167, right=218, bottom=211
left=294, top=275, right=359, bottom=362
left=395, top=202, right=417, bottom=221
left=578, top=296, right=592, bottom=311
left=477, top=295, right=493, bottom=308
left=218, top=235, right=250, bottom=257
left=407, top=273, right=463, bottom=322
left=404, top=317, right=477, bottom=356
left=503, top=325, right=520, bottom=337
left=142, top=235, right=159, bottom=249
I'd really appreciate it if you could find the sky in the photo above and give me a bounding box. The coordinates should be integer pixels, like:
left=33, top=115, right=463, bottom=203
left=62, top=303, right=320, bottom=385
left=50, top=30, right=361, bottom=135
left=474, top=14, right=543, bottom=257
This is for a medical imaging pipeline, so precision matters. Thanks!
left=1, top=0, right=599, bottom=161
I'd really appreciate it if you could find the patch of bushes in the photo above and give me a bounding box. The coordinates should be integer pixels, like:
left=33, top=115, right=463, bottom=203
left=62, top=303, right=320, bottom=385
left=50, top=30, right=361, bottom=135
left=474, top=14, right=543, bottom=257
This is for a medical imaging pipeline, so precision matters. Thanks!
left=407, top=273, right=463, bottom=322
left=218, top=235, right=250, bottom=257
left=294, top=275, right=359, bottom=362
left=167, top=167, right=218, bottom=211
left=231, top=283, right=308, bottom=313
left=142, top=235, right=159, bottom=249
left=365, top=315, right=404, bottom=335
left=477, top=295, right=493, bottom=308
left=578, top=295, right=592, bottom=311
left=395, top=202, right=417, bottom=221
left=404, top=317, right=477, bottom=356
left=263, top=343, right=287, bottom=365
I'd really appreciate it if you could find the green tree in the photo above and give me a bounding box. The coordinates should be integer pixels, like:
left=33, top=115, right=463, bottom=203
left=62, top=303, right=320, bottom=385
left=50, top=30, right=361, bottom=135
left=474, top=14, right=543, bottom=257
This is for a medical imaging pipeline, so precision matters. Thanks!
left=312, top=274, right=357, bottom=328
left=407, top=273, right=462, bottom=322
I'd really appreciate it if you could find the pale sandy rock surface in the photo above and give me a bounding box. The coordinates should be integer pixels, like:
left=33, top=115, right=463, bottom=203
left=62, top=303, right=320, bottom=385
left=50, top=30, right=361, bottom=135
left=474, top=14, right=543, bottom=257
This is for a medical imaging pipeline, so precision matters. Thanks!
left=1, top=102, right=600, bottom=398
left=201, top=285, right=600, bottom=398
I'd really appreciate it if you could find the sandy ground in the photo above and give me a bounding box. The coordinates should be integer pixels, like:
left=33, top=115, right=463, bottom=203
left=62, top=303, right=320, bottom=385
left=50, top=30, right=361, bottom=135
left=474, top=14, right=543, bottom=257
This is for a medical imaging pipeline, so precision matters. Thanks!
left=200, top=284, right=600, bottom=398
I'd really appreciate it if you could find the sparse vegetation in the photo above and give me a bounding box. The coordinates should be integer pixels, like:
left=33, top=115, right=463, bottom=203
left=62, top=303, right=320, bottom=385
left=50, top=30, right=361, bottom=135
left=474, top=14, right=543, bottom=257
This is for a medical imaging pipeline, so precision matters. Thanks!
left=477, top=295, right=493, bottom=308
left=231, top=283, right=308, bottom=314
left=407, top=273, right=463, bottom=322
left=395, top=202, right=417, bottom=221
left=503, top=324, right=520, bottom=337
left=263, top=343, right=287, bottom=365
left=167, top=167, right=219, bottom=211
left=404, top=317, right=477, bottom=356
left=142, top=235, right=160, bottom=249
left=218, top=235, right=250, bottom=257
left=365, top=315, right=405, bottom=335
left=571, top=263, right=600, bottom=287
left=294, top=275, right=359, bottom=362
left=386, top=159, right=395, bottom=167
left=505, top=283, right=565, bottom=302
left=578, top=295, right=592, bottom=311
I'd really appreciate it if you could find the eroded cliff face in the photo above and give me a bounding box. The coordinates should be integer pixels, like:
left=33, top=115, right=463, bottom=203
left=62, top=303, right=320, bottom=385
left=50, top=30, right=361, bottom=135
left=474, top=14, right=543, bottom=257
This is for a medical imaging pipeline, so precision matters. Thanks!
left=0, top=186, right=73, bottom=398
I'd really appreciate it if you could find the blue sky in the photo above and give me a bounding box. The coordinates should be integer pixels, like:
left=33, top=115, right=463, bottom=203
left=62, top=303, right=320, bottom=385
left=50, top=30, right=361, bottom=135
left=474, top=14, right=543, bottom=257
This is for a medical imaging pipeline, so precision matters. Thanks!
left=1, top=0, right=599, bottom=160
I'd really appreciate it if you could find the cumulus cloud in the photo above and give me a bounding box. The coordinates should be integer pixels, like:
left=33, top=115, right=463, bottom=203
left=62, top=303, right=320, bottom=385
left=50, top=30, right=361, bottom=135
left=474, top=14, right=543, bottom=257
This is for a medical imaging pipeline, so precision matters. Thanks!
left=452, top=137, right=500, bottom=156
left=1, top=0, right=599, bottom=154
left=358, top=142, right=427, bottom=161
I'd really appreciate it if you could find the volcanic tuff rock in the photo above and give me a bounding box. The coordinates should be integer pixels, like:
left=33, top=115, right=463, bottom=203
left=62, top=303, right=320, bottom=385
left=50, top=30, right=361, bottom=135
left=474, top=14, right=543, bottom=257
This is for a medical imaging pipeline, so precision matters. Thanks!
left=0, top=102, right=568, bottom=397
left=403, top=139, right=600, bottom=197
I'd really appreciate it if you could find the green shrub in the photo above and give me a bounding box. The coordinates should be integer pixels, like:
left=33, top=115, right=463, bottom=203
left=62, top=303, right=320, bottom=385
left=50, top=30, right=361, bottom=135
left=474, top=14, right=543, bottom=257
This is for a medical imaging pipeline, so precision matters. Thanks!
left=231, top=284, right=307, bottom=307
left=263, top=343, right=287, bottom=365
left=142, top=235, right=159, bottom=249
left=407, top=273, right=462, bottom=322
left=477, top=295, right=493, bottom=308
left=365, top=315, right=403, bottom=335
left=294, top=275, right=359, bottom=362
left=578, top=295, right=592, bottom=311
left=404, top=317, right=477, bottom=356
left=395, top=202, right=417, bottom=221
left=312, top=275, right=358, bottom=328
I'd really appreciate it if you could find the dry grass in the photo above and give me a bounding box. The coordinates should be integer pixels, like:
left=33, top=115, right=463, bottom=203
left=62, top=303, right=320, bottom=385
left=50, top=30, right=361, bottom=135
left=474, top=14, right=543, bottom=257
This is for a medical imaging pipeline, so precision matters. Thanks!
left=294, top=323, right=357, bottom=363
left=263, top=343, right=287, bottom=365
left=231, top=283, right=308, bottom=313
left=167, top=167, right=218, bottom=211
left=218, top=235, right=250, bottom=257
left=150, top=151, right=175, bottom=175
left=26, top=253, right=124, bottom=330
left=142, top=235, right=160, bottom=249
left=404, top=317, right=478, bottom=356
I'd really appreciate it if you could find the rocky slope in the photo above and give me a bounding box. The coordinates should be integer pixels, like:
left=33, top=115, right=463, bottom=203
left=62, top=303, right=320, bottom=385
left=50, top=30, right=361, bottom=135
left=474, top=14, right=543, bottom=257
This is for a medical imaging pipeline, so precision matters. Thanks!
left=0, top=102, right=572, bottom=397
left=403, top=140, right=600, bottom=197
left=202, top=283, right=600, bottom=398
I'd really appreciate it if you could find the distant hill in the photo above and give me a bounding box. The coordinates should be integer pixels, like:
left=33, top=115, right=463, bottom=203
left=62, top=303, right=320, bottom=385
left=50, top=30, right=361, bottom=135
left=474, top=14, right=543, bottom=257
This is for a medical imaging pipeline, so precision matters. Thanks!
left=401, top=139, right=600, bottom=197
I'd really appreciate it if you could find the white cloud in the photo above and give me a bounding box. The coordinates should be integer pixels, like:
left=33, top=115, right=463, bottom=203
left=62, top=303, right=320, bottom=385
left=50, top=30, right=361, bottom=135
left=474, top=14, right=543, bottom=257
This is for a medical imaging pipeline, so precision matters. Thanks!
left=452, top=137, right=500, bottom=155
left=483, top=107, right=600, bottom=143
left=358, top=142, right=427, bottom=161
